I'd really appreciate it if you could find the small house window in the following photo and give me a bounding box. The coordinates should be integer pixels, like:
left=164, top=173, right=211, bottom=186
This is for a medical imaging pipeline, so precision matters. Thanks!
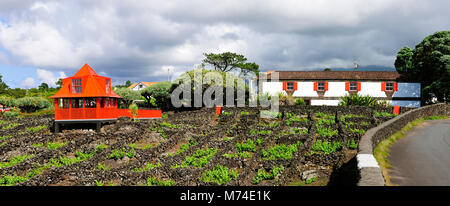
left=386, top=82, right=394, bottom=91
left=139, top=84, right=143, bottom=89
left=72, top=79, right=82, bottom=93
left=85, top=98, right=96, bottom=108
left=350, top=82, right=358, bottom=91
left=71, top=98, right=83, bottom=108
left=317, top=82, right=325, bottom=91
left=64, top=99, right=70, bottom=109
left=287, top=82, right=294, bottom=90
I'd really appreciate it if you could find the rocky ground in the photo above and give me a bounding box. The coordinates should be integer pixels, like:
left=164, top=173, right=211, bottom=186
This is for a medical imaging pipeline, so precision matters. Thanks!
left=0, top=106, right=396, bottom=186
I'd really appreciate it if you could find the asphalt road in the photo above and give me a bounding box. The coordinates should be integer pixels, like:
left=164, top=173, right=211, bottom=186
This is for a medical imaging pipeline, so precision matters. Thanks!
left=388, top=119, right=450, bottom=186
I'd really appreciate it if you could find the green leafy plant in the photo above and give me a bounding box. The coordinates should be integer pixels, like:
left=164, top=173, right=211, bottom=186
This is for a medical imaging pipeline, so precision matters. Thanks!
left=0, top=135, right=11, bottom=140
left=339, top=94, right=378, bottom=106
left=134, top=162, right=161, bottom=172
left=0, top=154, right=33, bottom=168
left=305, top=177, right=317, bottom=184
left=261, top=141, right=303, bottom=160
left=32, top=142, right=43, bottom=148
left=376, top=111, right=397, bottom=117
left=27, top=125, right=48, bottom=133
left=174, top=147, right=218, bottom=168
left=160, top=121, right=179, bottom=128
left=2, top=123, right=18, bottom=130
left=347, top=139, right=358, bottom=149
left=171, top=139, right=196, bottom=156
left=200, top=164, right=239, bottom=185
left=349, top=128, right=365, bottom=135
left=316, top=125, right=338, bottom=137
left=146, top=176, right=175, bottom=186
left=240, top=111, right=250, bottom=116
left=46, top=141, right=67, bottom=149
left=310, top=140, right=343, bottom=155
left=253, top=165, right=284, bottom=184
left=97, top=163, right=110, bottom=171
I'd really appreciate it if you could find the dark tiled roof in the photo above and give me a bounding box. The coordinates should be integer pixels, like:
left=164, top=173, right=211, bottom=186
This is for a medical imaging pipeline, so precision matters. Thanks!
left=265, top=71, right=400, bottom=81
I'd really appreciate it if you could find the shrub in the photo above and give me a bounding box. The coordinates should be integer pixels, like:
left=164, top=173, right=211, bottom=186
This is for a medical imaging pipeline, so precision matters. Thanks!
left=253, top=165, right=284, bottom=184
left=141, top=81, right=172, bottom=110
left=310, top=140, right=343, bottom=155
left=146, top=176, right=175, bottom=186
left=261, top=141, right=303, bottom=160
left=129, top=103, right=138, bottom=119
left=114, top=88, right=141, bottom=108
left=175, top=147, right=218, bottom=168
left=0, top=96, right=16, bottom=107
left=3, top=111, right=19, bottom=118
left=339, top=94, right=378, bottom=106
left=14, top=97, right=51, bottom=113
left=295, top=98, right=306, bottom=106
left=27, top=125, right=48, bottom=133
left=200, top=164, right=239, bottom=185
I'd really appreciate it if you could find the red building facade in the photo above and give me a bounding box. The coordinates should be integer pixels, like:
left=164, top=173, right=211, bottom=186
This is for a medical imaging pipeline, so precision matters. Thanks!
left=50, top=64, right=161, bottom=125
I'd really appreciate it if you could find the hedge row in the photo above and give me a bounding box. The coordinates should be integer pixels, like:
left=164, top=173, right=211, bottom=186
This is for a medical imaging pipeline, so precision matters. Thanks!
left=0, top=96, right=52, bottom=113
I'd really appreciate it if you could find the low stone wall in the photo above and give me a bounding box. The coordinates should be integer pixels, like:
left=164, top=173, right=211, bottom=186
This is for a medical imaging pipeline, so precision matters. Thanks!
left=357, top=103, right=450, bottom=186
left=221, top=105, right=393, bottom=116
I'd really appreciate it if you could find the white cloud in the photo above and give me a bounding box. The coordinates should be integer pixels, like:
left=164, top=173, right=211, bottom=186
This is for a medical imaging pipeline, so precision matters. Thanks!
left=0, top=0, right=449, bottom=86
left=36, top=68, right=66, bottom=87
left=21, top=77, right=35, bottom=88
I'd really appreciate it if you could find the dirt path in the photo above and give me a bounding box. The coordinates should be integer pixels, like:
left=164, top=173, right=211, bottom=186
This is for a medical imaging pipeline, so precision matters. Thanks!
left=388, top=119, right=450, bottom=186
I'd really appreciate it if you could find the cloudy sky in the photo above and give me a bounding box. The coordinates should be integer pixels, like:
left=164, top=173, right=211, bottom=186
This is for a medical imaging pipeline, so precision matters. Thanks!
left=0, top=0, right=449, bottom=88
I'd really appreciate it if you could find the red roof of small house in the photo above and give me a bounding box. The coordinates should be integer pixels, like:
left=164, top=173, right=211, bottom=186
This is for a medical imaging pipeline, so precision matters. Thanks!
left=50, top=64, right=121, bottom=99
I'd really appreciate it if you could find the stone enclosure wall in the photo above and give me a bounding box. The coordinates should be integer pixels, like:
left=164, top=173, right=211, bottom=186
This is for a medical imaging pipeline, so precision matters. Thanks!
left=357, top=103, right=450, bottom=186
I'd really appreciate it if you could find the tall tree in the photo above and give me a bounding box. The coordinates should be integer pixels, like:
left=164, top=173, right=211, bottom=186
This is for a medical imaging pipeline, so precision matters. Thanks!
left=202, top=52, right=260, bottom=76
left=395, top=31, right=450, bottom=103
left=38, top=83, right=49, bottom=91
left=55, top=79, right=63, bottom=89
left=125, top=80, right=132, bottom=87
left=394, top=46, right=414, bottom=76
left=0, top=74, right=9, bottom=94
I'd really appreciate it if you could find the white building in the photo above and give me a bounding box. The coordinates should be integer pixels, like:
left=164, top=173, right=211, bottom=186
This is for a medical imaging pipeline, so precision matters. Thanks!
left=259, top=71, right=421, bottom=107
left=127, top=82, right=157, bottom=91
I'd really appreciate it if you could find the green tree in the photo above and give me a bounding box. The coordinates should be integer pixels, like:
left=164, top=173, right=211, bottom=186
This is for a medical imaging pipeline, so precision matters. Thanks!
left=172, top=68, right=249, bottom=108
left=55, top=79, right=63, bottom=89
left=114, top=87, right=141, bottom=108
left=38, top=83, right=49, bottom=91
left=396, top=31, right=450, bottom=103
left=125, top=80, right=132, bottom=87
left=0, top=74, right=9, bottom=94
left=202, top=52, right=260, bottom=76
left=141, top=81, right=172, bottom=110
left=394, top=46, right=414, bottom=76
left=323, top=68, right=331, bottom=71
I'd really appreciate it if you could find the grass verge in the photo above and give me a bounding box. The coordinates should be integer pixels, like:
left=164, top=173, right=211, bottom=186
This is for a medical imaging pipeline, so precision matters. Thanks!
left=374, top=115, right=450, bottom=186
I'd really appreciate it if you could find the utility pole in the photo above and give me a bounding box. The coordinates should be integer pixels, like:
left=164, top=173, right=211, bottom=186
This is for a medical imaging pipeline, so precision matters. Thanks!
left=167, top=67, right=170, bottom=81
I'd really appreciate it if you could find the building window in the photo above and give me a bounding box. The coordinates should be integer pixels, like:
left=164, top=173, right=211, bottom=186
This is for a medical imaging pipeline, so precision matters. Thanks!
left=139, top=84, right=143, bottom=89
left=287, top=82, right=294, bottom=90
left=350, top=82, right=358, bottom=91
left=317, top=82, right=325, bottom=91
left=72, top=79, right=82, bottom=93
left=85, top=98, right=96, bottom=108
left=386, top=82, right=394, bottom=91
left=64, top=99, right=69, bottom=109
left=106, top=79, right=110, bottom=94
left=71, top=98, right=83, bottom=108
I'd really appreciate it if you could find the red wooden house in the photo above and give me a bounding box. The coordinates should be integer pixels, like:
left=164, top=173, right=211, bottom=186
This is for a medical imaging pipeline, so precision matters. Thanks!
left=50, top=64, right=161, bottom=132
